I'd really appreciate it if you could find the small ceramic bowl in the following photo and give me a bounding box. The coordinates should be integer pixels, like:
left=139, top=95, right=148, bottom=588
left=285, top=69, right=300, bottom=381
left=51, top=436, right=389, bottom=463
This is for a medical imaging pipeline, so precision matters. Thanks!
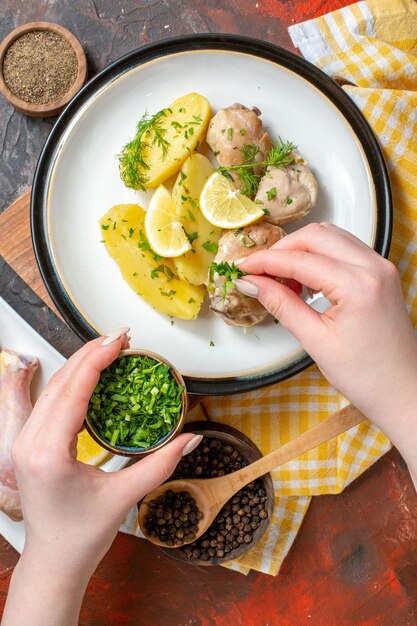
left=0, top=22, right=87, bottom=117
left=143, top=421, right=274, bottom=566
left=84, top=349, right=188, bottom=457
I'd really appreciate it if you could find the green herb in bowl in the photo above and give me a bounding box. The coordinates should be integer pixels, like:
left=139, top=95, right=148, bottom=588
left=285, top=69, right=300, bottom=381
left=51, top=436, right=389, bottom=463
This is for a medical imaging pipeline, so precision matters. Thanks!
left=86, top=350, right=187, bottom=455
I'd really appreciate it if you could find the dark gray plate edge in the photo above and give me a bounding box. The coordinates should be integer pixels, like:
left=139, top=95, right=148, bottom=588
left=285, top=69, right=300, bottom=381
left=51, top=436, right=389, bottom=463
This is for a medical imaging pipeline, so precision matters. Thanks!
left=31, top=33, right=392, bottom=396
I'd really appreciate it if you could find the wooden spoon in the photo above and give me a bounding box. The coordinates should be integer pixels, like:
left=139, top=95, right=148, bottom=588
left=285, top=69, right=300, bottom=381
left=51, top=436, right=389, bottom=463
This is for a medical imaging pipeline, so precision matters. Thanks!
left=138, top=404, right=365, bottom=547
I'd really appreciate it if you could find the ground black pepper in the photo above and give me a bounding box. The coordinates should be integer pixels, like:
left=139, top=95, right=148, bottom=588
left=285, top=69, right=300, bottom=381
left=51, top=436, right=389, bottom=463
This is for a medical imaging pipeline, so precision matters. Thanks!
left=3, top=30, right=78, bottom=104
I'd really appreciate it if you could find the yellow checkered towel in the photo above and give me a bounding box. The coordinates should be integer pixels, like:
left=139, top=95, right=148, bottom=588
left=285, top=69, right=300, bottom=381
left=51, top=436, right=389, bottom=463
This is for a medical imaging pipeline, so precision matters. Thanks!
left=121, top=0, right=417, bottom=575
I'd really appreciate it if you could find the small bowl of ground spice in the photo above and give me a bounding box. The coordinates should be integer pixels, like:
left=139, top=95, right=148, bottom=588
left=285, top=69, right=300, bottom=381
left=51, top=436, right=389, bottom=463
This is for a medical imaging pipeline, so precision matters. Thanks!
left=85, top=349, right=188, bottom=457
left=140, top=421, right=274, bottom=565
left=0, top=22, right=87, bottom=117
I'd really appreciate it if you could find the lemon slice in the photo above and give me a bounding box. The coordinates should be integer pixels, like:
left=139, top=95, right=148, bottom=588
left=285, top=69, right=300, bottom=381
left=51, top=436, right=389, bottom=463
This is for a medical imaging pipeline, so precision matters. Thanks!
left=200, top=172, right=265, bottom=228
left=145, top=185, right=192, bottom=257
left=77, top=429, right=111, bottom=466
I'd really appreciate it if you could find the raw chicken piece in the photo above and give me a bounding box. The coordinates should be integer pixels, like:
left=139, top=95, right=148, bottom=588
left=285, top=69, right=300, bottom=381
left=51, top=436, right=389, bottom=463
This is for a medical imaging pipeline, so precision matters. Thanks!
left=0, top=349, right=38, bottom=520
left=256, top=163, right=318, bottom=225
left=208, top=222, right=286, bottom=327
left=206, top=104, right=272, bottom=189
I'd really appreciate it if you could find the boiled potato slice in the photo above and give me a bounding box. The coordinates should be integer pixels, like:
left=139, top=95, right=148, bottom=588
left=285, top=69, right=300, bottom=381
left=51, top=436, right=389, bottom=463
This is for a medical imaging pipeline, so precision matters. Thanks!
left=119, top=93, right=212, bottom=190
left=172, top=154, right=222, bottom=286
left=100, top=204, right=204, bottom=320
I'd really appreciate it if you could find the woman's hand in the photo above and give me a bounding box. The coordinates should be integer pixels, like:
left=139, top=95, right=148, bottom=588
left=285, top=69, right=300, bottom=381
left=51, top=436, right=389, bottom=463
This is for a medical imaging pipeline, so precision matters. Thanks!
left=3, top=331, right=201, bottom=626
left=236, top=223, right=417, bottom=485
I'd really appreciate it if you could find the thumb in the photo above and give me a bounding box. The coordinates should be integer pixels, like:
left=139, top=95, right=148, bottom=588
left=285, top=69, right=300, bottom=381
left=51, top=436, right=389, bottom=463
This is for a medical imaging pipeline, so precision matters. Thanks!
left=114, top=433, right=203, bottom=507
left=236, top=275, right=322, bottom=346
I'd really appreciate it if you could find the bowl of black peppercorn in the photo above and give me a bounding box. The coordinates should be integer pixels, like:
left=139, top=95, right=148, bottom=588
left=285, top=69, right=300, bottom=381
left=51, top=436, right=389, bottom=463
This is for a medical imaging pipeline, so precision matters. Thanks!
left=138, top=421, right=274, bottom=566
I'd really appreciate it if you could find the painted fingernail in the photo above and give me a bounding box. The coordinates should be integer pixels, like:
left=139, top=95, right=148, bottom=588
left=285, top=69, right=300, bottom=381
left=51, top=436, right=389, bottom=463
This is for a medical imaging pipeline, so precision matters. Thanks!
left=101, top=327, right=130, bottom=346
left=235, top=257, right=247, bottom=266
left=181, top=434, right=203, bottom=457
left=234, top=279, right=259, bottom=298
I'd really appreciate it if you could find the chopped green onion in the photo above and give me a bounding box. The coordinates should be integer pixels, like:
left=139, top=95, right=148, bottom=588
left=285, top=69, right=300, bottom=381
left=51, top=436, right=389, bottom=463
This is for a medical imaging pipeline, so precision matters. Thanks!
left=87, top=355, right=183, bottom=449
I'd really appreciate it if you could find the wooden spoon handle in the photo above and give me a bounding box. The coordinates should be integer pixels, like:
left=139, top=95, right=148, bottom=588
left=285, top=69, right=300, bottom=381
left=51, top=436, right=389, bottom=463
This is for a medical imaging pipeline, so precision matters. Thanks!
left=221, top=404, right=365, bottom=499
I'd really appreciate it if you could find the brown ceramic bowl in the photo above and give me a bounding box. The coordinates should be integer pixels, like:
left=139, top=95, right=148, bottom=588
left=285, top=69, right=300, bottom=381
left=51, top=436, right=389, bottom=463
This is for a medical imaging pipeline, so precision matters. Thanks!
left=0, top=22, right=87, bottom=117
left=139, top=421, right=274, bottom=566
left=84, top=349, right=188, bottom=457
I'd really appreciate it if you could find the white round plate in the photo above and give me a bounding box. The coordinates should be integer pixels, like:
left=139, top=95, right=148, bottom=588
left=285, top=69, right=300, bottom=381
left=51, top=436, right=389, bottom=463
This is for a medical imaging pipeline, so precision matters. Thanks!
left=32, top=35, right=391, bottom=395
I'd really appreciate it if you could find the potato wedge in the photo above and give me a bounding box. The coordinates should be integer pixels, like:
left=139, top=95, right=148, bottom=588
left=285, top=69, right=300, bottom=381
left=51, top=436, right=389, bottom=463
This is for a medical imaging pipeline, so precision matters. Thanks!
left=119, top=93, right=212, bottom=190
left=100, top=204, right=204, bottom=320
left=172, top=154, right=222, bottom=286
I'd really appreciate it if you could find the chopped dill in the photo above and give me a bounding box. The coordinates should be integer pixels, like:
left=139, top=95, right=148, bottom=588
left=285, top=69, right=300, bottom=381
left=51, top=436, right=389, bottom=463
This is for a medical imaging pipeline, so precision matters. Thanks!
left=118, top=109, right=170, bottom=190
left=217, top=138, right=297, bottom=197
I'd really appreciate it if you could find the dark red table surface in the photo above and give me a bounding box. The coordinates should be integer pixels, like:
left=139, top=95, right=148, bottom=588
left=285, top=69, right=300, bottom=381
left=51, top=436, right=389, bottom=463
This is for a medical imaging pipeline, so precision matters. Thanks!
left=1, top=1, right=416, bottom=624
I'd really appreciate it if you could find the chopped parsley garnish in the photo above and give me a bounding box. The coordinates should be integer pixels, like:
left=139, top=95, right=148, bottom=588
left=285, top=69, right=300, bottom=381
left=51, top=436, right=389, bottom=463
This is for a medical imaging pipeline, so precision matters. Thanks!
left=128, top=227, right=136, bottom=238
left=262, top=207, right=271, bottom=216
left=240, top=128, right=247, bottom=136
left=137, top=230, right=163, bottom=262
left=286, top=197, right=293, bottom=205
left=87, top=355, right=184, bottom=449
left=184, top=230, right=199, bottom=244
left=188, top=297, right=196, bottom=304
left=187, top=196, right=199, bottom=209
left=209, top=261, right=248, bottom=301
left=118, top=109, right=170, bottom=190
left=151, top=265, right=174, bottom=280
left=160, top=289, right=176, bottom=297
left=227, top=128, right=234, bottom=141
left=266, top=187, right=277, bottom=200
left=202, top=240, right=218, bottom=254
left=209, top=341, right=215, bottom=347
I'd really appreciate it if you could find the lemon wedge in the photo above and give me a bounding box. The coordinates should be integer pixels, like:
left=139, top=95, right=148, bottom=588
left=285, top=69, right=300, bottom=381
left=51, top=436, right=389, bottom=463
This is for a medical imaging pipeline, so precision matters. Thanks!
left=145, top=185, right=192, bottom=257
left=76, top=429, right=111, bottom=466
left=200, top=172, right=265, bottom=229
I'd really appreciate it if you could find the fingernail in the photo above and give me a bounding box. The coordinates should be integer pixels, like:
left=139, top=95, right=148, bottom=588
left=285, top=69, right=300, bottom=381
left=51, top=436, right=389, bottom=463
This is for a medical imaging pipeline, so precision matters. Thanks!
left=101, top=327, right=130, bottom=346
left=181, top=434, right=203, bottom=457
left=234, top=279, right=259, bottom=298
left=235, top=257, right=247, bottom=266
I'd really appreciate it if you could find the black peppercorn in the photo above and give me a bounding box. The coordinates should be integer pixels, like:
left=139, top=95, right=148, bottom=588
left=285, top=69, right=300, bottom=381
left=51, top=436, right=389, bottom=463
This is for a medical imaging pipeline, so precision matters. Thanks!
left=147, top=436, right=270, bottom=562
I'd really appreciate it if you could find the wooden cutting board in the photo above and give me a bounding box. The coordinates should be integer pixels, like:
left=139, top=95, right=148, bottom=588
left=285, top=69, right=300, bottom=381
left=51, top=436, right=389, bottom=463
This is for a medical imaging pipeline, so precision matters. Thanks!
left=0, top=188, right=63, bottom=320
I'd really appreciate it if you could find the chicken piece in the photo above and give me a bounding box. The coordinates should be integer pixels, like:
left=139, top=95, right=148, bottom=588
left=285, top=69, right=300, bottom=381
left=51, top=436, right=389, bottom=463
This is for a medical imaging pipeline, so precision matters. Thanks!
left=255, top=163, right=318, bottom=225
left=206, top=104, right=272, bottom=189
left=0, top=349, right=38, bottom=520
left=208, top=222, right=286, bottom=327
